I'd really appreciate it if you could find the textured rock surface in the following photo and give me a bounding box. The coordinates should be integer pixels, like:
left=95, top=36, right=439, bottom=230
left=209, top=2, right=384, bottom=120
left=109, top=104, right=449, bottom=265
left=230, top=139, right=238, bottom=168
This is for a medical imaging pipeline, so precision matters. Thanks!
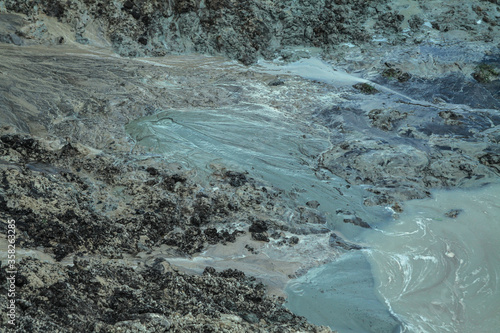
left=0, top=0, right=384, bottom=63
left=0, top=131, right=335, bottom=330
left=0, top=257, right=331, bottom=332
left=1, top=0, right=498, bottom=63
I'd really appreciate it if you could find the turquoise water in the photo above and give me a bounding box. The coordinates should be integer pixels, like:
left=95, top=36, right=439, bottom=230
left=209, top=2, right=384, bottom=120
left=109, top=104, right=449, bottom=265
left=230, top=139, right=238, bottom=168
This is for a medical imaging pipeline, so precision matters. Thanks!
left=125, top=104, right=400, bottom=331
left=127, top=103, right=500, bottom=332
left=285, top=183, right=500, bottom=332
left=366, top=184, right=500, bottom=332
left=285, top=251, right=403, bottom=333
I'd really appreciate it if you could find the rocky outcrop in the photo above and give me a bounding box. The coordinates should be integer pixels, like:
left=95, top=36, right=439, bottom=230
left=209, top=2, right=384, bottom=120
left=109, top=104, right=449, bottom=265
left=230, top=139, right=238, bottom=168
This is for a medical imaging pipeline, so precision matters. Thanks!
left=2, top=0, right=497, bottom=64
left=0, top=132, right=309, bottom=260
left=317, top=98, right=500, bottom=205
left=0, top=130, right=334, bottom=331
left=0, top=0, right=389, bottom=63
left=0, top=257, right=332, bottom=332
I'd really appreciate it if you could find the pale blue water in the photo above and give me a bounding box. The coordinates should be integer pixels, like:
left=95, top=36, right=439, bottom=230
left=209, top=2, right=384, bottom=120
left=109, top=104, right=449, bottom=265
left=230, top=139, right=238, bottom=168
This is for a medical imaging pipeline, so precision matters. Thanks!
left=286, top=183, right=500, bottom=333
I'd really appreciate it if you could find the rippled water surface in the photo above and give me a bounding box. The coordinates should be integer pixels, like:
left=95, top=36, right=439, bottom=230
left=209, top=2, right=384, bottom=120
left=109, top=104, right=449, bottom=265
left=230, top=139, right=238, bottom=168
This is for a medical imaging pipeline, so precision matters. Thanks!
left=286, top=183, right=500, bottom=332
left=366, top=184, right=500, bottom=332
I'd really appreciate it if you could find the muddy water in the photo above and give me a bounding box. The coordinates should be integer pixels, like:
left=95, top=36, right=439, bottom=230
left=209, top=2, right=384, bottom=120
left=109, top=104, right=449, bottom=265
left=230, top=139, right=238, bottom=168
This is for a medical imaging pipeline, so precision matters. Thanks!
left=286, top=183, right=500, bottom=332
left=124, top=82, right=403, bottom=332
left=366, top=184, right=500, bottom=332
left=126, top=107, right=404, bottom=333
left=2, top=39, right=498, bottom=332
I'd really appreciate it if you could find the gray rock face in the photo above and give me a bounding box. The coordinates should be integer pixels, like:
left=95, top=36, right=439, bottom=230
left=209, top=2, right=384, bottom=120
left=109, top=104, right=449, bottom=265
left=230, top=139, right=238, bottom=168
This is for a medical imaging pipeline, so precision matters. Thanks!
left=2, top=0, right=500, bottom=64
left=1, top=0, right=387, bottom=63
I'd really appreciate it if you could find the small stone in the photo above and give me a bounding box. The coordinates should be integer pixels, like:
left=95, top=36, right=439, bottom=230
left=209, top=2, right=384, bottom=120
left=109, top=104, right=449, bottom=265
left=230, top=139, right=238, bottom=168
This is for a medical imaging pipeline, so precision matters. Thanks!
left=241, top=312, right=259, bottom=324
left=306, top=200, right=320, bottom=209
left=391, top=202, right=403, bottom=213
left=251, top=232, right=269, bottom=242
left=329, top=232, right=363, bottom=250
left=343, top=216, right=371, bottom=228
left=353, top=82, right=379, bottom=94
left=225, top=171, right=248, bottom=187
left=445, top=209, right=463, bottom=218
left=268, top=78, right=285, bottom=86
left=288, top=236, right=299, bottom=245
left=249, top=220, right=268, bottom=233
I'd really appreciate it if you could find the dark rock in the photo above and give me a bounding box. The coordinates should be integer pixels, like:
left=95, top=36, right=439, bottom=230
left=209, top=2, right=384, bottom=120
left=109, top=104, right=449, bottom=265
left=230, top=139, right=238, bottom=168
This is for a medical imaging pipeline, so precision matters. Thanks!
left=353, top=82, right=379, bottom=94
left=3, top=258, right=326, bottom=332
left=138, top=36, right=148, bottom=45
left=472, top=63, right=499, bottom=83
left=225, top=170, right=248, bottom=187
left=251, top=232, right=269, bottom=242
left=43, top=1, right=65, bottom=18
left=445, top=209, right=463, bottom=218
left=408, top=15, right=424, bottom=30
left=249, top=220, right=268, bottom=233
left=161, top=174, right=187, bottom=191
left=368, top=109, right=407, bottom=131
left=479, top=152, right=500, bottom=172
left=123, top=0, right=134, bottom=10
left=381, top=66, right=411, bottom=82
left=306, top=200, right=320, bottom=209
left=268, top=78, right=285, bottom=86
left=146, top=166, right=159, bottom=176
left=376, top=11, right=404, bottom=33
left=245, top=244, right=258, bottom=254
left=329, top=232, right=363, bottom=250
left=130, top=9, right=141, bottom=20
left=343, top=216, right=371, bottom=229
left=59, top=142, right=79, bottom=157
left=439, top=110, right=463, bottom=126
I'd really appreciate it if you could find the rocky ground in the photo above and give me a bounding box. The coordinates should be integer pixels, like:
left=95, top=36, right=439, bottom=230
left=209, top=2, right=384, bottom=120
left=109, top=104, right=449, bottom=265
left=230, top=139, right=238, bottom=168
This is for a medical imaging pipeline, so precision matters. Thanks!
left=1, top=0, right=498, bottom=64
left=1, top=0, right=500, bottom=332
left=1, top=255, right=333, bottom=332
left=0, top=92, right=334, bottom=331
left=0, top=27, right=336, bottom=333
left=0, top=107, right=335, bottom=331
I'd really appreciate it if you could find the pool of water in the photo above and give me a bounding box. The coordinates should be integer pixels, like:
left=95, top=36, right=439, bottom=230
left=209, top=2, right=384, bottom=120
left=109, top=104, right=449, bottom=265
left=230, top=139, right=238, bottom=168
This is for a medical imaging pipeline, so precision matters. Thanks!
left=366, top=184, right=500, bottom=332
left=286, top=183, right=500, bottom=332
